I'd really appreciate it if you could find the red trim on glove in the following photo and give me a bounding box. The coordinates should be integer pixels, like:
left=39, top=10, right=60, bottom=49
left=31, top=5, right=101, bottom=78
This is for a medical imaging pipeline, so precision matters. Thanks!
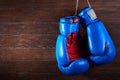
left=67, top=32, right=82, bottom=62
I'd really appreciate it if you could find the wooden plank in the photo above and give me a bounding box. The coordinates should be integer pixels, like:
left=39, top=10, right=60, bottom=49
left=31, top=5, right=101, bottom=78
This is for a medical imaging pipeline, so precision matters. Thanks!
left=0, top=0, right=119, bottom=80
left=0, top=61, right=119, bottom=80
left=0, top=24, right=58, bottom=34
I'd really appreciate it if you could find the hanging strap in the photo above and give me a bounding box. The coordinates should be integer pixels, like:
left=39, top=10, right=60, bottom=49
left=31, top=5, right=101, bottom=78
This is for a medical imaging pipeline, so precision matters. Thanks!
left=75, top=0, right=79, bottom=15
left=86, top=0, right=92, bottom=8
left=74, top=0, right=92, bottom=15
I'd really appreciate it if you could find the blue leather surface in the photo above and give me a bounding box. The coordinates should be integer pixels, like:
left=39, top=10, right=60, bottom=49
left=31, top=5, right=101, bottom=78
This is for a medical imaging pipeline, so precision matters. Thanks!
left=79, top=7, right=116, bottom=65
left=56, top=16, right=89, bottom=75
left=58, top=59, right=89, bottom=75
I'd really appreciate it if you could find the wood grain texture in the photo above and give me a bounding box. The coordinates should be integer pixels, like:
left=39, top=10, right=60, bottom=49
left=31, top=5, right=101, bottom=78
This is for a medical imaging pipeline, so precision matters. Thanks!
left=0, top=0, right=119, bottom=80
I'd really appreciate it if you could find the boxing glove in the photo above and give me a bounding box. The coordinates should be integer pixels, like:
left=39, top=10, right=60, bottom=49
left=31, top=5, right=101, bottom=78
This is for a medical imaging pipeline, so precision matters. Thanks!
left=78, top=7, right=116, bottom=65
left=56, top=16, right=89, bottom=75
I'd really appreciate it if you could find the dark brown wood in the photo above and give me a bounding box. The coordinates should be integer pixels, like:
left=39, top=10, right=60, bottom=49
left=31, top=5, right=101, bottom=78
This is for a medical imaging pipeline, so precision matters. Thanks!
left=0, top=0, right=119, bottom=80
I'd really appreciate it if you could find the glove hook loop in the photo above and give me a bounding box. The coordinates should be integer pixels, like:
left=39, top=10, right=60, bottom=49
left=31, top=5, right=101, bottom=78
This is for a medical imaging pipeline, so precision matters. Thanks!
left=75, top=0, right=92, bottom=16
left=75, top=0, right=79, bottom=15
left=86, top=0, right=92, bottom=8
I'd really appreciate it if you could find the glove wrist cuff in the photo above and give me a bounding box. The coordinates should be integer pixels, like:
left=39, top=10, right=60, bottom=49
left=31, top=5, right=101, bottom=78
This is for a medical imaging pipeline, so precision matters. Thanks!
left=79, top=7, right=98, bottom=26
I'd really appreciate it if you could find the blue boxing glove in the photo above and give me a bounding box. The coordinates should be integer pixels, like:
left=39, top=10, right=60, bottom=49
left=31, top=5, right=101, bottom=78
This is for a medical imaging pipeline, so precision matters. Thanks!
left=56, top=16, right=89, bottom=75
left=78, top=7, right=116, bottom=65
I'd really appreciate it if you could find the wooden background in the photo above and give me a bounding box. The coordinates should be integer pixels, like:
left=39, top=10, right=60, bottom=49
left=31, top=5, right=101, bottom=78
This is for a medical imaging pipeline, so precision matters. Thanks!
left=0, top=0, right=119, bottom=80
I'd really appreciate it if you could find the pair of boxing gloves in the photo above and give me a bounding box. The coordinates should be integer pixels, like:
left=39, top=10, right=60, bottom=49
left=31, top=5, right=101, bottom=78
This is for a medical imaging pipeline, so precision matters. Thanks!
left=56, top=7, right=116, bottom=76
